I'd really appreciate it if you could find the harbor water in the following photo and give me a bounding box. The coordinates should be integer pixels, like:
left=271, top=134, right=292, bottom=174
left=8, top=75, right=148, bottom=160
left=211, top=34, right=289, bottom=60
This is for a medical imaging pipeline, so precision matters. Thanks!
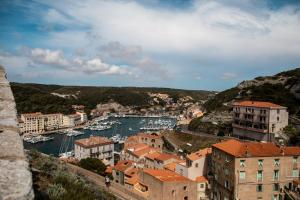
left=23, top=116, right=176, bottom=156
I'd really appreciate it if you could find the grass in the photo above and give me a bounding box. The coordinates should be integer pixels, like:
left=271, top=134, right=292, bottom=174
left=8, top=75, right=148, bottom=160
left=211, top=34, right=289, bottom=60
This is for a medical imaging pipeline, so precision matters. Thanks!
left=162, top=131, right=220, bottom=154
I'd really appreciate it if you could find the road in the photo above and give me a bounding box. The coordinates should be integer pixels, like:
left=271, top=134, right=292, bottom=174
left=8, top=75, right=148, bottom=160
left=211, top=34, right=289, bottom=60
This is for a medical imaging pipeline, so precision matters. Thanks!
left=66, top=163, right=147, bottom=200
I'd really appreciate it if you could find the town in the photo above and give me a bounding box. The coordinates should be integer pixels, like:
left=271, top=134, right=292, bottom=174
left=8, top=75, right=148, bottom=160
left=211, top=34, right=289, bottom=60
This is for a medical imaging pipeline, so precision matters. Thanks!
left=1, top=1, right=300, bottom=200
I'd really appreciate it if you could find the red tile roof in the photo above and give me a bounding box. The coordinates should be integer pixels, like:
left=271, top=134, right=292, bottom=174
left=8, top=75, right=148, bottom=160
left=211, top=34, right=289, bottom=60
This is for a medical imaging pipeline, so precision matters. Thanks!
left=195, top=176, right=208, bottom=183
left=213, top=139, right=300, bottom=157
left=145, top=151, right=161, bottom=160
left=125, top=174, right=139, bottom=185
left=187, top=148, right=212, bottom=161
left=233, top=101, right=284, bottom=108
left=125, top=167, right=139, bottom=177
left=163, top=162, right=177, bottom=172
left=144, top=169, right=191, bottom=182
left=155, top=153, right=180, bottom=162
left=75, top=136, right=113, bottom=148
left=105, top=166, right=113, bottom=174
left=114, top=160, right=134, bottom=172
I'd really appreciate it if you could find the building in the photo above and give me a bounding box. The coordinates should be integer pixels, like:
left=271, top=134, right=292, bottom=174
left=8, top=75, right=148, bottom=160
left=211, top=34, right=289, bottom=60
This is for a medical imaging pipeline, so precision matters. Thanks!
left=72, top=105, right=85, bottom=112
left=63, top=114, right=82, bottom=127
left=195, top=176, right=209, bottom=200
left=121, top=143, right=160, bottom=166
left=211, top=139, right=300, bottom=200
left=112, top=160, right=135, bottom=185
left=124, top=132, right=164, bottom=150
left=74, top=136, right=114, bottom=165
left=19, top=112, right=63, bottom=134
left=176, top=148, right=212, bottom=181
left=232, top=100, right=288, bottom=141
left=138, top=169, right=197, bottom=200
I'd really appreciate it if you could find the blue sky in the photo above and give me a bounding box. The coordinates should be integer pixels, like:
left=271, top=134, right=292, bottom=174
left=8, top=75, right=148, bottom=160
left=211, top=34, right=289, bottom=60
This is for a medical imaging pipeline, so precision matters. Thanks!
left=0, top=0, right=300, bottom=91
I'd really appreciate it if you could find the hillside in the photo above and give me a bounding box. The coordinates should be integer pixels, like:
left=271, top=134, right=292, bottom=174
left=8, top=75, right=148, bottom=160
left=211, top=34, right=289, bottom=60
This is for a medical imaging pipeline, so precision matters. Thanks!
left=11, top=82, right=214, bottom=115
left=203, top=68, right=300, bottom=117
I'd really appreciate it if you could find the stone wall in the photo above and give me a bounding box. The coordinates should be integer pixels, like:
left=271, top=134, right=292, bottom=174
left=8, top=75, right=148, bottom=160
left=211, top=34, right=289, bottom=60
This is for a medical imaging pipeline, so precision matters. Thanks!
left=0, top=65, right=34, bottom=200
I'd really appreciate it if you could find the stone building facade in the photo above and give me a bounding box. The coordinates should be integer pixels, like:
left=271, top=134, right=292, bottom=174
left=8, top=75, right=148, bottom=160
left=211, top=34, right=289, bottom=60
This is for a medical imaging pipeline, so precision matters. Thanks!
left=211, top=139, right=300, bottom=200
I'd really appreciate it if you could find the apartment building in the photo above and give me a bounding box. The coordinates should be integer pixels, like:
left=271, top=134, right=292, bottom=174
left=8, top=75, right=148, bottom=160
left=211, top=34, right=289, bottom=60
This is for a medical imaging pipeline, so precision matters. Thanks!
left=124, top=132, right=164, bottom=150
left=211, top=139, right=300, bottom=200
left=232, top=101, right=288, bottom=141
left=144, top=152, right=183, bottom=169
left=74, top=136, right=114, bottom=165
left=62, top=114, right=82, bottom=127
left=19, top=112, right=63, bottom=134
left=138, top=169, right=197, bottom=200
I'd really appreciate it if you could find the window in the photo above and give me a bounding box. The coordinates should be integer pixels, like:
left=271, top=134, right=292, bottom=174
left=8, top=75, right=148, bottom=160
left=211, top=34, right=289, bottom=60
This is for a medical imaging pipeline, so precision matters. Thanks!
left=256, top=184, right=263, bottom=192
left=274, top=170, right=279, bottom=180
left=258, top=159, right=263, bottom=167
left=293, top=156, right=298, bottom=164
left=277, top=117, right=280, bottom=122
left=183, top=186, right=187, bottom=191
left=172, top=190, right=175, bottom=196
left=200, top=184, right=204, bottom=188
left=224, top=168, right=229, bottom=175
left=195, top=163, right=199, bottom=168
left=224, top=180, right=229, bottom=188
left=273, top=183, right=279, bottom=191
left=184, top=196, right=188, bottom=200
left=240, top=160, right=245, bottom=167
left=292, top=169, right=299, bottom=178
left=272, top=194, right=279, bottom=200
left=257, top=170, right=263, bottom=181
left=239, top=171, right=246, bottom=180
left=277, top=110, right=280, bottom=114
left=274, top=159, right=280, bottom=167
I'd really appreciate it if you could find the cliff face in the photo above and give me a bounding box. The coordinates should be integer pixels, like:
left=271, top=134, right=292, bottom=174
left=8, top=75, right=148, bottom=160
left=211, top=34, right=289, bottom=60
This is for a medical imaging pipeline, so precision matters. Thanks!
left=0, top=65, right=34, bottom=200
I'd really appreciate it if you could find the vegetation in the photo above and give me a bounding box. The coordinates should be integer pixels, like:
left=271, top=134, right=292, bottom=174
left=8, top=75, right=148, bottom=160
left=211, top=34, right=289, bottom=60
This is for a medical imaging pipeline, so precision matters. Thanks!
left=11, top=82, right=213, bottom=115
left=203, top=68, right=300, bottom=117
left=78, top=158, right=106, bottom=176
left=284, top=125, right=300, bottom=146
left=28, top=150, right=115, bottom=200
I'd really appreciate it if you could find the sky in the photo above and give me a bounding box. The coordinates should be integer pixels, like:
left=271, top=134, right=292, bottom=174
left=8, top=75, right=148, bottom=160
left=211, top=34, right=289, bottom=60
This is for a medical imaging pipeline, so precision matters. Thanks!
left=0, top=0, right=300, bottom=91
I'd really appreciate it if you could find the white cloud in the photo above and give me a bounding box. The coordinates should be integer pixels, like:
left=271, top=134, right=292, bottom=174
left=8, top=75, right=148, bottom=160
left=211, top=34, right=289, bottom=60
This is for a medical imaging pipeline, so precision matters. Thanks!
left=221, top=72, right=237, bottom=80
left=24, top=48, right=131, bottom=76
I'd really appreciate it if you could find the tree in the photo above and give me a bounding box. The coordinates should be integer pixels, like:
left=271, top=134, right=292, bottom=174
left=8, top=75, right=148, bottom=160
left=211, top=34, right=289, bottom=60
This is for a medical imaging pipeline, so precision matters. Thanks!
left=78, top=158, right=106, bottom=175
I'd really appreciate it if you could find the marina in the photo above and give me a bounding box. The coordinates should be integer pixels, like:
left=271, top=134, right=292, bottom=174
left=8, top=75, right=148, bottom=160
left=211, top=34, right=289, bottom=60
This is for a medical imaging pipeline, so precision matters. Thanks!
left=23, top=116, right=177, bottom=156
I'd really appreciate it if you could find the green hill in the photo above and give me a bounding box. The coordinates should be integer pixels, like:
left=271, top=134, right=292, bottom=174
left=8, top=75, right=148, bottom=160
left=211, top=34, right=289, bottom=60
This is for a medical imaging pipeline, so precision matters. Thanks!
left=11, top=82, right=213, bottom=115
left=203, top=68, right=300, bottom=117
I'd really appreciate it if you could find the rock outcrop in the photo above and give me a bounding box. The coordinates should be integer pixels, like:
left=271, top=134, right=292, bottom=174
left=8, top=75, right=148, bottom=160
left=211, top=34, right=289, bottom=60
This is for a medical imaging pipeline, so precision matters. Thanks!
left=0, top=65, right=34, bottom=200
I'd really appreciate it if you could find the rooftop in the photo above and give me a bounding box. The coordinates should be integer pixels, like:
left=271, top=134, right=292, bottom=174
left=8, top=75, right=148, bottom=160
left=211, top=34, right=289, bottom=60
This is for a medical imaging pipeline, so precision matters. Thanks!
left=195, top=176, right=208, bottom=183
left=163, top=162, right=178, bottom=172
left=114, top=160, right=134, bottom=172
left=75, top=136, right=112, bottom=148
left=213, top=139, right=300, bottom=158
left=233, top=100, right=285, bottom=109
left=155, top=153, right=180, bottom=162
left=144, top=169, right=191, bottom=182
left=186, top=148, right=212, bottom=161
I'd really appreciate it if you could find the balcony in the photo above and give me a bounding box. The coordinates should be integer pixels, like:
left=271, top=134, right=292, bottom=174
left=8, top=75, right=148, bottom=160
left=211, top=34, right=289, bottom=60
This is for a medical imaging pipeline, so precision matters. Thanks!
left=232, top=123, right=268, bottom=133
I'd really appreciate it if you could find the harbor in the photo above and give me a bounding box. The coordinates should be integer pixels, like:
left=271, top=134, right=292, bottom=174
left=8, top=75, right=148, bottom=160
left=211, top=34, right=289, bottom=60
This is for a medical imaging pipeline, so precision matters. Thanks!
left=23, top=116, right=177, bottom=156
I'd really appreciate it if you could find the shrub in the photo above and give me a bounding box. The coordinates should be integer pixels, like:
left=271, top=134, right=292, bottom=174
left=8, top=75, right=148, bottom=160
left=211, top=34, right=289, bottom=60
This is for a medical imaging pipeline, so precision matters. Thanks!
left=78, top=158, right=106, bottom=175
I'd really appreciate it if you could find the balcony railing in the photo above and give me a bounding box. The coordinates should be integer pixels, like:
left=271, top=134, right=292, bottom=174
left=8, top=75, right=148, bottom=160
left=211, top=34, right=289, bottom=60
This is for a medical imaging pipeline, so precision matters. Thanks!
left=232, top=123, right=268, bottom=133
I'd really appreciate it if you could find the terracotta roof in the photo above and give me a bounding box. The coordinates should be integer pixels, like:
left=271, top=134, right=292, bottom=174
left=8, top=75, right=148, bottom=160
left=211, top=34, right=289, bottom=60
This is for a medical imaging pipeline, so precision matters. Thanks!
left=145, top=151, right=161, bottom=160
left=125, top=167, right=139, bottom=177
left=233, top=101, right=284, bottom=108
left=126, top=143, right=159, bottom=158
left=195, top=176, right=208, bottom=183
left=213, top=139, right=300, bottom=157
left=187, top=148, right=212, bottom=161
left=114, top=160, right=133, bottom=172
left=283, top=147, right=300, bottom=156
left=144, top=169, right=191, bottom=182
left=163, top=162, right=177, bottom=172
left=138, top=132, right=162, bottom=139
left=125, top=174, right=139, bottom=185
left=155, top=153, right=180, bottom=162
left=75, top=136, right=113, bottom=148
left=105, top=166, right=113, bottom=174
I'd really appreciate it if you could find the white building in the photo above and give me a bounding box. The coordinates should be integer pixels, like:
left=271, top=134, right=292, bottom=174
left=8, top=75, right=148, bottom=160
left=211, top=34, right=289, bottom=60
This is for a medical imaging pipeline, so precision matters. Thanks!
left=19, top=112, right=63, bottom=134
left=62, top=114, right=82, bottom=127
left=232, top=100, right=289, bottom=141
left=74, top=136, right=114, bottom=165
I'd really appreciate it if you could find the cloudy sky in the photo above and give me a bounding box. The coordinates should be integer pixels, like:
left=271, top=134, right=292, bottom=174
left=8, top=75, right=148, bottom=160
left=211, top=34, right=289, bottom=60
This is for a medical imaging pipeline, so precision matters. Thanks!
left=1, top=0, right=300, bottom=91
